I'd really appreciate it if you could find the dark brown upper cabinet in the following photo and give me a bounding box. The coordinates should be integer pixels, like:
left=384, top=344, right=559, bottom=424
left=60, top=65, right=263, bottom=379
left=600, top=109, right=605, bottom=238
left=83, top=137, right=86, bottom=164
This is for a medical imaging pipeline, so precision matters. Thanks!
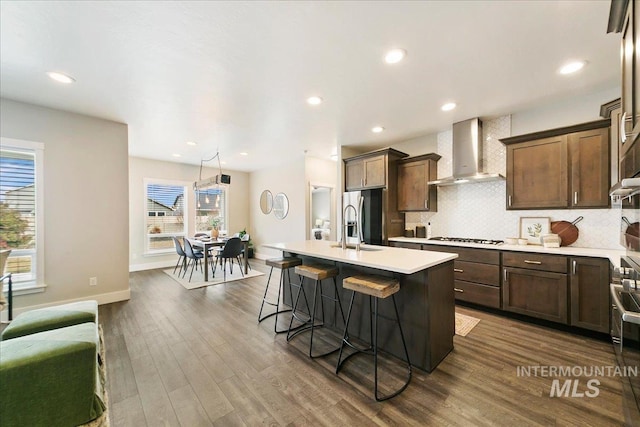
left=397, top=153, right=441, bottom=212
left=344, top=148, right=408, bottom=191
left=501, top=120, right=610, bottom=210
left=609, top=0, right=640, bottom=178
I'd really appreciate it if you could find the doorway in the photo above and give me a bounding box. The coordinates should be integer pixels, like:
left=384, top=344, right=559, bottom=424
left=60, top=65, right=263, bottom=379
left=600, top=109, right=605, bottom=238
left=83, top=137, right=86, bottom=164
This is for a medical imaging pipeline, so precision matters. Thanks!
left=309, top=184, right=334, bottom=241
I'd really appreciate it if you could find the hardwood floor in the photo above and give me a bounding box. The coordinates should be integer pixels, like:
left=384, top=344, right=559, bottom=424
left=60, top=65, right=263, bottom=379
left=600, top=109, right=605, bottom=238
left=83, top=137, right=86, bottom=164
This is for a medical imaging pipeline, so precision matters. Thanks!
left=101, top=262, right=635, bottom=426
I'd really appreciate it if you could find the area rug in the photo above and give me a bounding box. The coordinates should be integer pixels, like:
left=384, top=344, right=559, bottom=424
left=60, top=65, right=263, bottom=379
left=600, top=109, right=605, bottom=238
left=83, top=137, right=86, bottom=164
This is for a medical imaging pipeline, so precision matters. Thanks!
left=455, top=312, right=481, bottom=337
left=163, top=265, right=264, bottom=290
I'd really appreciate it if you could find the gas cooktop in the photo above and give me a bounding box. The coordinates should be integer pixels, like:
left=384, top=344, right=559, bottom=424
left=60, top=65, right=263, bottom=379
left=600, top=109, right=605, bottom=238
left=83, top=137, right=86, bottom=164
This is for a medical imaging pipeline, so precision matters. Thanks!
left=429, top=237, right=504, bottom=245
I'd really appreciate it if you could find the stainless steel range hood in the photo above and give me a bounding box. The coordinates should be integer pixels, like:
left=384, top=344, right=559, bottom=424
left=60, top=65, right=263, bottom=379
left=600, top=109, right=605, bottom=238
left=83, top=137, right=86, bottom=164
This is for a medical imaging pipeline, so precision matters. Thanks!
left=428, top=118, right=505, bottom=186
left=610, top=177, right=640, bottom=201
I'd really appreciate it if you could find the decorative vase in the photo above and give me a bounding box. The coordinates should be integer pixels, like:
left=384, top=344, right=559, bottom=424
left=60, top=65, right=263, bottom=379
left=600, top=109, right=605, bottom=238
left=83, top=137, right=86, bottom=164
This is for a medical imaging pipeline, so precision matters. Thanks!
left=211, top=228, right=219, bottom=239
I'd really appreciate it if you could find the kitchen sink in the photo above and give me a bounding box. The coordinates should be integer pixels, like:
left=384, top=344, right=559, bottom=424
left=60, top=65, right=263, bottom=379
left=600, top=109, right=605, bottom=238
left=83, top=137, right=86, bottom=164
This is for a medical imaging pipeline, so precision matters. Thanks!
left=329, top=243, right=383, bottom=251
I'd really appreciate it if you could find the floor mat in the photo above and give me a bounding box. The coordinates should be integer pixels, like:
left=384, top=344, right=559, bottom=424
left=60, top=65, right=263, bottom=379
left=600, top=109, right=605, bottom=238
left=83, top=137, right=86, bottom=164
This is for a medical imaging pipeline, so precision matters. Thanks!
left=455, top=312, right=481, bottom=336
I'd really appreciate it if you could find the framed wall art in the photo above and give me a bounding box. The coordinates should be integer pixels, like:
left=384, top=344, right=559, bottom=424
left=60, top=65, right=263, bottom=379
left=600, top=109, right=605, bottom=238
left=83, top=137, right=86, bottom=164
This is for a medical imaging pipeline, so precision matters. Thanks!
left=519, top=217, right=550, bottom=245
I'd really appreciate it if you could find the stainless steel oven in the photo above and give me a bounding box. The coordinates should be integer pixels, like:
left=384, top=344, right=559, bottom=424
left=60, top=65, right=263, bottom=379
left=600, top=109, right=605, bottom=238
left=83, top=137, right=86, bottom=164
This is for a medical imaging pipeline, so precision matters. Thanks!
left=610, top=178, right=640, bottom=422
left=610, top=271, right=640, bottom=423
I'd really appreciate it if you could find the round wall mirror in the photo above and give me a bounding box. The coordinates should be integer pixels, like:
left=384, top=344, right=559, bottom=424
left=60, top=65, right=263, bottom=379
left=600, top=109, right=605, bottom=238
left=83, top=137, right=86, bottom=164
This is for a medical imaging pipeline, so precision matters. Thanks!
left=273, top=192, right=289, bottom=219
left=259, top=190, right=273, bottom=214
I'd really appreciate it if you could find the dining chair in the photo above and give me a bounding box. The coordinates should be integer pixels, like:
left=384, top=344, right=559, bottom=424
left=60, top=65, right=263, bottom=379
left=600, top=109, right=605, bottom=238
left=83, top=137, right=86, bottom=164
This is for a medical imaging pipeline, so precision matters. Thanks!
left=172, top=237, right=187, bottom=276
left=183, top=238, right=204, bottom=282
left=213, top=237, right=244, bottom=282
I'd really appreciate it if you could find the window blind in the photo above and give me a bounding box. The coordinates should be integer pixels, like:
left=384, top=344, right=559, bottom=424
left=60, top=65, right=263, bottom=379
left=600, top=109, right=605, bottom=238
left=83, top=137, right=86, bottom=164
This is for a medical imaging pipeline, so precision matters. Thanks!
left=0, top=149, right=36, bottom=281
left=145, top=183, right=186, bottom=252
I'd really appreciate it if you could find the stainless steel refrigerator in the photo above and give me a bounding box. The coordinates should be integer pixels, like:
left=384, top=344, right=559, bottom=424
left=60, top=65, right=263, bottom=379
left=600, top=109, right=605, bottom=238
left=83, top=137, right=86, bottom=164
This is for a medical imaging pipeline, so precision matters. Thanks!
left=343, top=189, right=383, bottom=246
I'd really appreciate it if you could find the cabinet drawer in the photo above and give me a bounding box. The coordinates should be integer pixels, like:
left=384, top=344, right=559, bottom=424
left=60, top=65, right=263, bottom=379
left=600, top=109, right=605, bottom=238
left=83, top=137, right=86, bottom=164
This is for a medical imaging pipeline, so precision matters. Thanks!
left=454, top=280, right=500, bottom=308
left=454, top=260, right=500, bottom=286
left=503, top=252, right=567, bottom=273
left=422, top=245, right=500, bottom=265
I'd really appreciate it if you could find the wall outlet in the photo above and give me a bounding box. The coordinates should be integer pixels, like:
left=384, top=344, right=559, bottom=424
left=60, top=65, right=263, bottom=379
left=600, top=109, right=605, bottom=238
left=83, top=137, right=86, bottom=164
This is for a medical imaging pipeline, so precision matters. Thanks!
left=89, top=277, right=98, bottom=286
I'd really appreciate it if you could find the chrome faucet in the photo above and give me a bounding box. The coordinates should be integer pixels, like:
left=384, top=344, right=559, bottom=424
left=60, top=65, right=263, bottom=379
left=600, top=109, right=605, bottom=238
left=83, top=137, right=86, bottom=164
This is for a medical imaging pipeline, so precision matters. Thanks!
left=342, top=203, right=360, bottom=251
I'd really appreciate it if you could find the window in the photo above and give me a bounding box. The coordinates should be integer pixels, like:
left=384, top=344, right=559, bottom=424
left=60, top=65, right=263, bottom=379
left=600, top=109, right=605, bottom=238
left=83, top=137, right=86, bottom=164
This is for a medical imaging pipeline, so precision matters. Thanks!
left=196, top=187, right=227, bottom=233
left=145, top=181, right=187, bottom=253
left=0, top=138, right=44, bottom=290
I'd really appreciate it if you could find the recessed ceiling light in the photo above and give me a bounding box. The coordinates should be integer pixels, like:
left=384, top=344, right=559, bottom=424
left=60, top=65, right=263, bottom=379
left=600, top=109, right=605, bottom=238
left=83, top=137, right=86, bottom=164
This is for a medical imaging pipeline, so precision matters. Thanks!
left=47, top=71, right=75, bottom=84
left=240, top=152, right=248, bottom=156
left=307, top=96, right=323, bottom=105
left=172, top=153, right=181, bottom=158
left=385, top=48, right=407, bottom=64
left=372, top=126, right=385, bottom=133
left=559, top=60, right=586, bottom=75
left=186, top=141, right=197, bottom=146
left=441, top=102, right=457, bottom=111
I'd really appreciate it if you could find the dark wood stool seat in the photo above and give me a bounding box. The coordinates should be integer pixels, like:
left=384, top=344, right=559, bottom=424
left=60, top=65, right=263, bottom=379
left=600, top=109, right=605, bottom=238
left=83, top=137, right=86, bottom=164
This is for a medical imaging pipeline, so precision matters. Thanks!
left=342, top=275, right=400, bottom=299
left=266, top=257, right=302, bottom=270
left=294, top=264, right=339, bottom=281
left=258, top=257, right=303, bottom=334
left=287, top=263, right=346, bottom=358
left=337, top=274, right=412, bottom=401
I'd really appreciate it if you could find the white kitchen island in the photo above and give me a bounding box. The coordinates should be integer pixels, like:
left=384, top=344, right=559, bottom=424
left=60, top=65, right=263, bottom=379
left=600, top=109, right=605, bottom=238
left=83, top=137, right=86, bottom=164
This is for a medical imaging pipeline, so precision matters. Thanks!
left=262, top=240, right=458, bottom=372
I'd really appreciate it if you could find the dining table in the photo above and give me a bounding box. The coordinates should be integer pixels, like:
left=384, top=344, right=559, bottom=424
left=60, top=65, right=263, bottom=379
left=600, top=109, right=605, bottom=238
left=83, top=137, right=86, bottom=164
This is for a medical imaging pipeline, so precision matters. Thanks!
left=188, top=237, right=249, bottom=282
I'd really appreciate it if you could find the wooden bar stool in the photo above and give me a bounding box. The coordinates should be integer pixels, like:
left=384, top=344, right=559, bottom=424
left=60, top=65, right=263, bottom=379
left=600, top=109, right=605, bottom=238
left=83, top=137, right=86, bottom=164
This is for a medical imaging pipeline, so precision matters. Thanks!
left=258, top=257, right=303, bottom=333
left=287, top=263, right=347, bottom=358
left=336, top=275, right=412, bottom=401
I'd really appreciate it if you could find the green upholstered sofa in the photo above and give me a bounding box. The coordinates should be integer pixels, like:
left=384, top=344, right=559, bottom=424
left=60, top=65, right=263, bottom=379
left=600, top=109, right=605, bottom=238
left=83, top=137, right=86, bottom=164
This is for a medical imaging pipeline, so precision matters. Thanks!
left=0, top=300, right=107, bottom=427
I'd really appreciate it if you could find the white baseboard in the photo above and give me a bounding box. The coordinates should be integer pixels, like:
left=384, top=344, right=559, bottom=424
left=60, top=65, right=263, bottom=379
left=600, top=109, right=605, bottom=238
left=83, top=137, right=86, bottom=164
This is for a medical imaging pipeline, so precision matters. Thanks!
left=253, top=252, right=270, bottom=261
left=1, top=289, right=130, bottom=322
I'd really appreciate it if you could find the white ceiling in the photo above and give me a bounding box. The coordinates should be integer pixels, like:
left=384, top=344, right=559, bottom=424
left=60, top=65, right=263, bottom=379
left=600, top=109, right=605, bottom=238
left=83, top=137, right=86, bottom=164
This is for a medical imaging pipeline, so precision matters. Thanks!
left=0, top=1, right=620, bottom=172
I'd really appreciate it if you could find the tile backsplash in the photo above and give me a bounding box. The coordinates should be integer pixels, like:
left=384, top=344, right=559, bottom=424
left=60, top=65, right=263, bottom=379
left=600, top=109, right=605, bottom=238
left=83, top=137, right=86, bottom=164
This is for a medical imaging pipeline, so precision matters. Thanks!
left=405, top=115, right=621, bottom=250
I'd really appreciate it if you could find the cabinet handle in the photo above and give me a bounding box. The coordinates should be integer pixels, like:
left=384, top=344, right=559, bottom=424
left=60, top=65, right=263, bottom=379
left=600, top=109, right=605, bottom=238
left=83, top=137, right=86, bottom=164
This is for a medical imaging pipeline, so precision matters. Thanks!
left=424, top=199, right=428, bottom=209
left=524, top=260, right=542, bottom=265
left=508, top=195, right=512, bottom=206
left=621, top=112, right=627, bottom=143
left=574, top=192, right=578, bottom=205
left=572, top=260, right=577, bottom=275
left=454, top=288, right=464, bottom=293
left=503, top=268, right=508, bottom=283
left=454, top=268, right=464, bottom=273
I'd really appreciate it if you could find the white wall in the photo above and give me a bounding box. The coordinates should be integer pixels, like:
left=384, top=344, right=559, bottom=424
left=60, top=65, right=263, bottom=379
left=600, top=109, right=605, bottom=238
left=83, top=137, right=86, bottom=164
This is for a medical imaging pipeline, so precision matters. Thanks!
left=511, top=86, right=620, bottom=135
left=0, top=98, right=130, bottom=312
left=390, top=133, right=438, bottom=157
left=129, top=156, right=249, bottom=271
left=250, top=156, right=307, bottom=259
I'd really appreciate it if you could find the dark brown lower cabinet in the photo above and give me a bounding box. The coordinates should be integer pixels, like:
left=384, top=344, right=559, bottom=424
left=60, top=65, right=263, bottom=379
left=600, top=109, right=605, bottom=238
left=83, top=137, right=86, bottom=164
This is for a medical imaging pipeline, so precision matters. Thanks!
left=423, top=244, right=501, bottom=309
left=392, top=242, right=611, bottom=332
left=569, top=257, right=610, bottom=333
left=503, top=267, right=568, bottom=323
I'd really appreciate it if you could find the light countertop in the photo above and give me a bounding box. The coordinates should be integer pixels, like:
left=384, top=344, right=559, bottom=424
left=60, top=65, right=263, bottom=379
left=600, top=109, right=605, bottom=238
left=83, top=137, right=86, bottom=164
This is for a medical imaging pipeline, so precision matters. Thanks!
left=262, top=240, right=457, bottom=274
left=389, top=237, right=626, bottom=267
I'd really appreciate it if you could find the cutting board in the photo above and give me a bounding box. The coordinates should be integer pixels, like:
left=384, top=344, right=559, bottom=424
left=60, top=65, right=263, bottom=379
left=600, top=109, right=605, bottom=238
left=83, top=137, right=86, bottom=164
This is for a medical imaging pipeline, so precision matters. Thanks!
left=550, top=216, right=583, bottom=246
